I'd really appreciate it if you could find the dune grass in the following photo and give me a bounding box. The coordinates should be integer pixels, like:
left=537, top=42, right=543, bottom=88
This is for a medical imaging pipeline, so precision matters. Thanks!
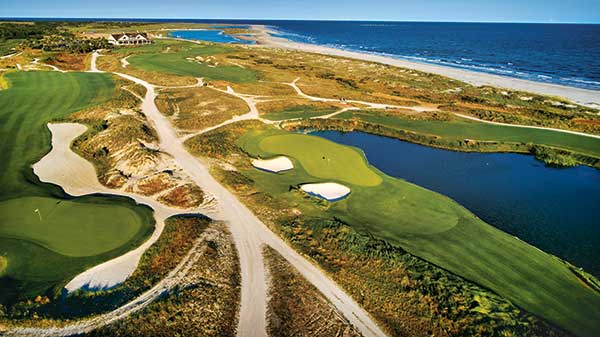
left=0, top=71, right=154, bottom=304
left=239, top=129, right=600, bottom=337
left=338, top=110, right=600, bottom=157
left=127, top=40, right=258, bottom=83
left=262, top=105, right=339, bottom=121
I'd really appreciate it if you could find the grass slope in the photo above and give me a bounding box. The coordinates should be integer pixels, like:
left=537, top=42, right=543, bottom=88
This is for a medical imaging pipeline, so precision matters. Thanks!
left=262, top=105, right=338, bottom=121
left=339, top=111, right=600, bottom=157
left=127, top=40, right=258, bottom=83
left=0, top=71, right=154, bottom=304
left=240, top=129, right=600, bottom=337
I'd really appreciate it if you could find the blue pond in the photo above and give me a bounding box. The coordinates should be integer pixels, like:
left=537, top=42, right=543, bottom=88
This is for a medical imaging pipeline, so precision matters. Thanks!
left=312, top=130, right=600, bottom=277
left=168, top=29, right=254, bottom=44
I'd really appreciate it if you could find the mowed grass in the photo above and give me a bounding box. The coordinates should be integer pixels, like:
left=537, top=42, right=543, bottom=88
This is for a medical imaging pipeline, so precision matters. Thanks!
left=262, top=105, right=338, bottom=121
left=255, top=133, right=382, bottom=186
left=0, top=71, right=154, bottom=303
left=339, top=110, right=600, bottom=157
left=0, top=197, right=143, bottom=257
left=127, top=40, right=258, bottom=83
left=240, top=129, right=600, bottom=337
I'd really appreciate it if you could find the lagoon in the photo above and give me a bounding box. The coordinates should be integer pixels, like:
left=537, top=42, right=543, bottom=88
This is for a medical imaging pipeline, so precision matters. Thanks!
left=168, top=29, right=254, bottom=44
left=313, top=130, right=600, bottom=277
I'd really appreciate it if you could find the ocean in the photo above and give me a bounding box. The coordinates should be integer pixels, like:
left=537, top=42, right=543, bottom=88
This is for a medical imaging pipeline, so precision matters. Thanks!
left=268, top=21, right=600, bottom=90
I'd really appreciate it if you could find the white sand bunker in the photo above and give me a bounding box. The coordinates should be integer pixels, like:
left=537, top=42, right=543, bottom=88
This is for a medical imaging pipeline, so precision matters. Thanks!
left=252, top=156, right=294, bottom=173
left=301, top=182, right=351, bottom=201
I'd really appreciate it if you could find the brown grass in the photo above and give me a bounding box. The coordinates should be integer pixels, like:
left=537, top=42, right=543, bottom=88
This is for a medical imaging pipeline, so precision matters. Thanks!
left=156, top=86, right=249, bottom=131
left=158, top=183, right=205, bottom=208
left=45, top=53, right=87, bottom=71
left=86, top=221, right=240, bottom=337
left=264, top=246, right=362, bottom=337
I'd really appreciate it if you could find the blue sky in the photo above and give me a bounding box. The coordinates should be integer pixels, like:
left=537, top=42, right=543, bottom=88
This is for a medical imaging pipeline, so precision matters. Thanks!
left=2, top=0, right=599, bottom=23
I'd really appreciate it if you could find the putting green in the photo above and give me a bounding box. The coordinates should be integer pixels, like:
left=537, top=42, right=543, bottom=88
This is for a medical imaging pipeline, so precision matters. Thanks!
left=128, top=41, right=258, bottom=83
left=0, top=197, right=145, bottom=257
left=240, top=129, right=600, bottom=337
left=259, top=134, right=382, bottom=186
left=0, top=71, right=154, bottom=304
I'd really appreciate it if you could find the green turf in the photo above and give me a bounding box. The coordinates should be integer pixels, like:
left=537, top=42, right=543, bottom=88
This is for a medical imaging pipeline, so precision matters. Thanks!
left=262, top=105, right=338, bottom=121
left=240, top=129, right=600, bottom=337
left=0, top=197, right=144, bottom=257
left=127, top=40, right=258, bottom=83
left=338, top=111, right=600, bottom=157
left=258, top=133, right=382, bottom=186
left=0, top=71, right=154, bottom=304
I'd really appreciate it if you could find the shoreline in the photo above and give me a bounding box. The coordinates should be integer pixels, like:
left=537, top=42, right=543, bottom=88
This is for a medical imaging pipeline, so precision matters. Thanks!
left=250, top=25, right=600, bottom=108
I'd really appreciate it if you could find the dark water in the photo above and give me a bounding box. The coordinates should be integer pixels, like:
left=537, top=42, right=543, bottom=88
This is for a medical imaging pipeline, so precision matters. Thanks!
left=313, top=130, right=600, bottom=277
left=271, top=21, right=600, bottom=90
left=11, top=18, right=600, bottom=89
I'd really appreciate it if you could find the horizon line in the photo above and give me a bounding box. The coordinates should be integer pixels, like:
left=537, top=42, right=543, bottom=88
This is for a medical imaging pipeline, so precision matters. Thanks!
left=1, top=16, right=599, bottom=25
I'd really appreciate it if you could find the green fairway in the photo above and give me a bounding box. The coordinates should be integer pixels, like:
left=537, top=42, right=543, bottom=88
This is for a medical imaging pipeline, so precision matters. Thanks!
left=262, top=105, right=338, bottom=121
left=127, top=40, right=258, bottom=83
left=0, top=71, right=154, bottom=304
left=240, top=129, right=600, bottom=337
left=338, top=110, right=600, bottom=157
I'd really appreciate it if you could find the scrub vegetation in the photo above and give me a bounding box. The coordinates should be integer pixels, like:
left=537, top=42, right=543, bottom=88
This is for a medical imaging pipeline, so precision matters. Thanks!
left=155, top=86, right=249, bottom=131
left=263, top=246, right=361, bottom=337
left=85, top=221, right=240, bottom=337
left=0, top=71, right=154, bottom=311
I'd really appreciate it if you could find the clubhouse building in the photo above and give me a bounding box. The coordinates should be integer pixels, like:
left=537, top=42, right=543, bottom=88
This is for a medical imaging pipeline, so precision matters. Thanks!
left=108, top=32, right=152, bottom=46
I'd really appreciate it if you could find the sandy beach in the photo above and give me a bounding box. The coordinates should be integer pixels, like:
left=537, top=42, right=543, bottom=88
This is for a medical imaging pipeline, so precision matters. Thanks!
left=251, top=25, right=600, bottom=108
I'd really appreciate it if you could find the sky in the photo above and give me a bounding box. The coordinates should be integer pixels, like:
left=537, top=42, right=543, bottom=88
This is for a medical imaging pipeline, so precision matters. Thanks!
left=1, top=0, right=599, bottom=23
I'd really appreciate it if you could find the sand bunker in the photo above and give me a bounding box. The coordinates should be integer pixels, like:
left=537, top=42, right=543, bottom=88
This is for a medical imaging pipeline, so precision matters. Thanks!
left=301, top=182, right=351, bottom=201
left=33, top=123, right=181, bottom=292
left=252, top=156, right=294, bottom=173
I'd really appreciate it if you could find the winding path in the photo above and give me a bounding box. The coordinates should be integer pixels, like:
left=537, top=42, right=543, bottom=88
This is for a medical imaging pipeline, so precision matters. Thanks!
left=287, top=77, right=438, bottom=112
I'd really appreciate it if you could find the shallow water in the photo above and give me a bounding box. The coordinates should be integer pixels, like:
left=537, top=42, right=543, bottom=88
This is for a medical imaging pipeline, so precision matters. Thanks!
left=312, top=130, right=600, bottom=277
left=168, top=29, right=254, bottom=44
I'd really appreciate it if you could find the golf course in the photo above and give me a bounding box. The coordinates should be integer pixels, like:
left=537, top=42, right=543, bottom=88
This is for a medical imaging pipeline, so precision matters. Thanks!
left=127, top=40, right=258, bottom=83
left=239, top=128, right=600, bottom=337
left=0, top=71, right=154, bottom=304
